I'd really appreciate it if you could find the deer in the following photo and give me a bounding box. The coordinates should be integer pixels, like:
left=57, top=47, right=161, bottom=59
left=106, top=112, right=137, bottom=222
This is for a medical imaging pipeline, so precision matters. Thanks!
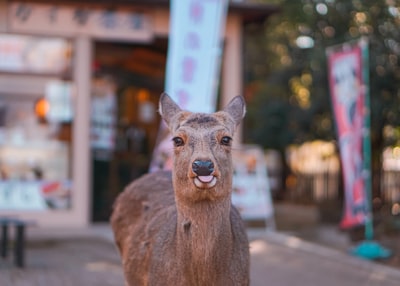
left=110, top=93, right=250, bottom=286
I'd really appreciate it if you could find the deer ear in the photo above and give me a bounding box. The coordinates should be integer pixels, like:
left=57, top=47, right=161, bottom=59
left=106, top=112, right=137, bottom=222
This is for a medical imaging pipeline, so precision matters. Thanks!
left=223, top=96, right=246, bottom=127
left=159, top=93, right=182, bottom=127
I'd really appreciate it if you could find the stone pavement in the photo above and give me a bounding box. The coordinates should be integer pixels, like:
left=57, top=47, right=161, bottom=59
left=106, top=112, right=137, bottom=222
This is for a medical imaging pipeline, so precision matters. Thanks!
left=0, top=237, right=124, bottom=286
left=1, top=224, right=399, bottom=286
left=273, top=202, right=400, bottom=270
left=250, top=231, right=400, bottom=286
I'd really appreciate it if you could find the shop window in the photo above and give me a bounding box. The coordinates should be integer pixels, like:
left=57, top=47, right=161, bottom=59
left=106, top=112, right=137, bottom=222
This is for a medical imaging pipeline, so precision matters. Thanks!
left=0, top=34, right=73, bottom=211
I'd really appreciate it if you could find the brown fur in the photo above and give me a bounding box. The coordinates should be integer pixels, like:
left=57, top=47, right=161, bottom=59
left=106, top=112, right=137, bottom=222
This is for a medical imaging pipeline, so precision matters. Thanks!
left=111, top=93, right=250, bottom=286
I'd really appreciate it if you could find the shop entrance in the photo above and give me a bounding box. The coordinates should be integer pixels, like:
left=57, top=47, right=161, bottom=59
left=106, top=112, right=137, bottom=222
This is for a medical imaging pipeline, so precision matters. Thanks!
left=91, top=39, right=167, bottom=221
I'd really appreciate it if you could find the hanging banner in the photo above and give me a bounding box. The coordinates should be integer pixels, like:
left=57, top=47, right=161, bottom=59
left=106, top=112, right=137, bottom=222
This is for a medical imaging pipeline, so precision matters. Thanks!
left=164, top=0, right=228, bottom=112
left=150, top=0, right=228, bottom=171
left=326, top=39, right=370, bottom=229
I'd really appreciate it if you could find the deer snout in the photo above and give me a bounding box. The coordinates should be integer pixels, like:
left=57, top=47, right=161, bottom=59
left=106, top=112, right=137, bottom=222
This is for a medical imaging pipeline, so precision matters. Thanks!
left=192, top=160, right=217, bottom=188
left=192, top=160, right=214, bottom=176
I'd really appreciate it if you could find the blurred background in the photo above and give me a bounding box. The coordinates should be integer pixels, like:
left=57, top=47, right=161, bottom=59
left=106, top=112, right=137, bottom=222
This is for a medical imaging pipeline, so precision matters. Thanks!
left=0, top=0, right=399, bottom=269
left=242, top=0, right=400, bottom=234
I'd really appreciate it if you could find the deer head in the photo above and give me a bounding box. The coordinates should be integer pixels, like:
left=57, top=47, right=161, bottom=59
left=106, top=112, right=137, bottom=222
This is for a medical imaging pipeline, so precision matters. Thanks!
left=159, top=93, right=246, bottom=204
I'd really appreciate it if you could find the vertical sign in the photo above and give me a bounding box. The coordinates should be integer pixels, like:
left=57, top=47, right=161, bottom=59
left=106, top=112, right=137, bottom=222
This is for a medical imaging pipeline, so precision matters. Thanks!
left=150, top=0, right=228, bottom=171
left=231, top=145, right=275, bottom=227
left=165, top=0, right=228, bottom=112
left=326, top=39, right=369, bottom=229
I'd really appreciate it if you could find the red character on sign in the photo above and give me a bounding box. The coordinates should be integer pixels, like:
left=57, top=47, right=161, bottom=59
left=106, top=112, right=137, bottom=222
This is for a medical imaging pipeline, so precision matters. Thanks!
left=182, top=57, right=196, bottom=83
left=189, top=1, right=203, bottom=23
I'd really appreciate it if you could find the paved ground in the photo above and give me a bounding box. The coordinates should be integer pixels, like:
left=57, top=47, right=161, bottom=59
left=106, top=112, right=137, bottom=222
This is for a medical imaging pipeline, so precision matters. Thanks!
left=250, top=231, right=400, bottom=286
left=273, top=202, right=400, bottom=270
left=1, top=224, right=400, bottom=286
left=0, top=237, right=125, bottom=286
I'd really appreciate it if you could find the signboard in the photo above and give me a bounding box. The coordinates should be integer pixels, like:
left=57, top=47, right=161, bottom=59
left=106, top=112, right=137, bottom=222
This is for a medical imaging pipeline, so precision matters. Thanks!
left=90, top=76, right=117, bottom=156
left=0, top=142, right=71, bottom=210
left=0, top=181, right=47, bottom=210
left=8, top=2, right=153, bottom=42
left=45, top=81, right=74, bottom=123
left=150, top=0, right=228, bottom=171
left=164, top=0, right=228, bottom=112
left=0, top=180, right=72, bottom=210
left=327, top=39, right=370, bottom=229
left=232, top=145, right=274, bottom=223
left=0, top=34, right=71, bottom=74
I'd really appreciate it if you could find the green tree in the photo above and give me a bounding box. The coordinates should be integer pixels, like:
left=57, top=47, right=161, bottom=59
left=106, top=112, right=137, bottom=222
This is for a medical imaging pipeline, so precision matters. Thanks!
left=244, top=0, right=400, bottom=196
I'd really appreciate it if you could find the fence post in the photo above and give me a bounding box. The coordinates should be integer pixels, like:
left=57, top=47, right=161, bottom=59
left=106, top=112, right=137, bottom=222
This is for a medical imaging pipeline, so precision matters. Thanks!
left=14, top=222, right=25, bottom=268
left=1, top=222, right=8, bottom=258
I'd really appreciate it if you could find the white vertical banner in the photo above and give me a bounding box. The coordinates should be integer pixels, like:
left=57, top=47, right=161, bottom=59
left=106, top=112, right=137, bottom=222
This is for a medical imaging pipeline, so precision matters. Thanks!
left=150, top=0, right=228, bottom=171
left=165, top=0, right=228, bottom=112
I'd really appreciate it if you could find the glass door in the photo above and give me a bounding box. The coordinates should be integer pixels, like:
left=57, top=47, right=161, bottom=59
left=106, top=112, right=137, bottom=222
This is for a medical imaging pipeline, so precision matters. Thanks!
left=91, top=40, right=166, bottom=221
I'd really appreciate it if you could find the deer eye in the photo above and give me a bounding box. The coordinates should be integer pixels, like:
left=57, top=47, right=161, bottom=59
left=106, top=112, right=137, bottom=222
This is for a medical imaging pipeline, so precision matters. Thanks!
left=172, top=136, right=185, bottom=147
left=220, top=136, right=232, bottom=146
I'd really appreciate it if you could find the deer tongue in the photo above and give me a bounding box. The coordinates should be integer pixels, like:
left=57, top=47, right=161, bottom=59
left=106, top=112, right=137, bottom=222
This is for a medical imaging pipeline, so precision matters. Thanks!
left=197, top=175, right=214, bottom=183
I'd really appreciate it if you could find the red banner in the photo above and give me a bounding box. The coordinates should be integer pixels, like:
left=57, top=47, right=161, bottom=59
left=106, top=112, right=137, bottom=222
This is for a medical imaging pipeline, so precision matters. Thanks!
left=327, top=40, right=369, bottom=229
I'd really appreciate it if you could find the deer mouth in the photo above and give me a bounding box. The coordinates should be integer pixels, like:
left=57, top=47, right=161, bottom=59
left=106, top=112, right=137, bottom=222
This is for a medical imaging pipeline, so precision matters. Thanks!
left=194, top=175, right=217, bottom=189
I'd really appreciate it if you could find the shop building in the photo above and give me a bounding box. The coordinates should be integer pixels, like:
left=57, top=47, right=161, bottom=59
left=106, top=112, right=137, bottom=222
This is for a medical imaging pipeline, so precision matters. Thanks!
left=0, top=0, right=278, bottom=227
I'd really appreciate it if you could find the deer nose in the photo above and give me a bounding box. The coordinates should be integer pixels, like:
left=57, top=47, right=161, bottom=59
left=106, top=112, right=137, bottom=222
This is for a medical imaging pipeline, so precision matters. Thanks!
left=192, top=160, right=214, bottom=176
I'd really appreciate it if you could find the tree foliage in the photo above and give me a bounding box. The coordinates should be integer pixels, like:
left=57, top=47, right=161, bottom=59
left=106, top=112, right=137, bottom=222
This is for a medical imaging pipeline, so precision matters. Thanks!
left=244, top=0, right=400, bottom=152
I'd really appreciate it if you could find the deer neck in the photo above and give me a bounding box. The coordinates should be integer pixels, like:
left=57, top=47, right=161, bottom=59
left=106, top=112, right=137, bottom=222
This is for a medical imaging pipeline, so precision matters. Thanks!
left=174, top=195, right=234, bottom=282
left=176, top=198, right=232, bottom=234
